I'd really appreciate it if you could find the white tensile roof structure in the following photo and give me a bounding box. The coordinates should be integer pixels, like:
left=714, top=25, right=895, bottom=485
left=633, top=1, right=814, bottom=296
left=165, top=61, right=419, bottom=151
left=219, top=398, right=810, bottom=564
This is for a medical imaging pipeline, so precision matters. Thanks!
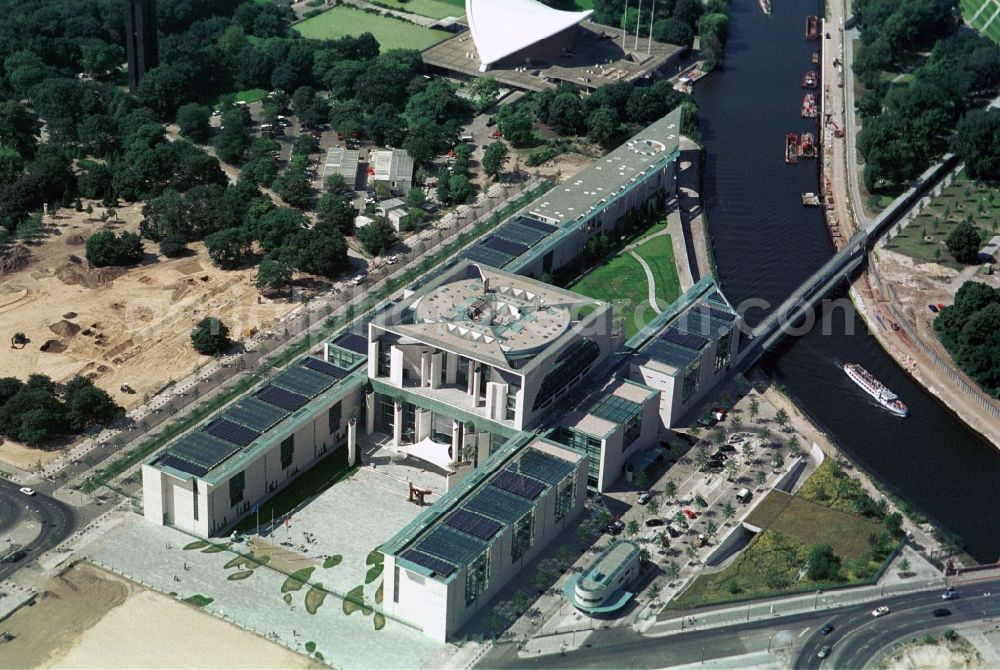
left=465, top=0, right=593, bottom=69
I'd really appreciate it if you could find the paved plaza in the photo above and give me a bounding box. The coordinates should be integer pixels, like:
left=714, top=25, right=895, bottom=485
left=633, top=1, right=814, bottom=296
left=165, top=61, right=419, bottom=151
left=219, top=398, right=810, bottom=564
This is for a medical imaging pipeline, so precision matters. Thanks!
left=86, top=457, right=446, bottom=669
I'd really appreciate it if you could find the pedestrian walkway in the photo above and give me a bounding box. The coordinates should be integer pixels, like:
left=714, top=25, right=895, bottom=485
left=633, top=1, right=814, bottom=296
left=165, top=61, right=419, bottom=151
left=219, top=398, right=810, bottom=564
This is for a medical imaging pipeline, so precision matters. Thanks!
left=628, top=250, right=663, bottom=314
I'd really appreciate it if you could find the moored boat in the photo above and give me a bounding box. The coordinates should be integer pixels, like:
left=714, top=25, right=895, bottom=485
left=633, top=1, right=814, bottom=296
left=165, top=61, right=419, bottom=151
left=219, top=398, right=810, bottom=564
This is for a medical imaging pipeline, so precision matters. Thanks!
left=799, top=132, right=816, bottom=158
left=806, top=15, right=819, bottom=39
left=801, top=93, right=818, bottom=118
left=785, top=132, right=799, bottom=164
left=759, top=0, right=771, bottom=14
left=802, top=70, right=818, bottom=88
left=844, top=363, right=908, bottom=417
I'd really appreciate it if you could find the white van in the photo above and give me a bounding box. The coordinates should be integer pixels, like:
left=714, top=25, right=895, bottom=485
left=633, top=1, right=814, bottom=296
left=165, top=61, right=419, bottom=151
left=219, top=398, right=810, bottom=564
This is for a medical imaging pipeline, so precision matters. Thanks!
left=736, top=488, right=753, bottom=504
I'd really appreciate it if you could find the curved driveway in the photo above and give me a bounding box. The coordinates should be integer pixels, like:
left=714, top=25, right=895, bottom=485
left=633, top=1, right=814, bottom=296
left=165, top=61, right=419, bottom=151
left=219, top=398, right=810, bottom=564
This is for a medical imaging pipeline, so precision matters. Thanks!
left=0, top=478, right=77, bottom=580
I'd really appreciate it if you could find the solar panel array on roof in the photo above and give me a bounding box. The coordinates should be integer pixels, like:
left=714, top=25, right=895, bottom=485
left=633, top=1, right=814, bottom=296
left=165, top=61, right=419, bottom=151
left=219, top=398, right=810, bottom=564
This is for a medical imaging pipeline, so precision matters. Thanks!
left=642, top=339, right=701, bottom=370
left=491, top=470, right=545, bottom=500
left=332, top=331, right=368, bottom=355
left=496, top=221, right=548, bottom=246
left=204, top=418, right=260, bottom=447
left=401, top=549, right=456, bottom=577
left=223, top=397, right=290, bottom=433
left=272, top=366, right=334, bottom=398
left=514, top=216, right=557, bottom=234
left=515, top=449, right=576, bottom=485
left=157, top=453, right=209, bottom=477
left=589, top=394, right=642, bottom=424
left=697, top=303, right=736, bottom=322
left=168, top=432, right=242, bottom=471
left=257, top=385, right=310, bottom=411
left=660, top=326, right=709, bottom=351
left=302, top=357, right=347, bottom=379
left=444, top=508, right=502, bottom=540
left=416, top=525, right=487, bottom=567
left=483, top=235, right=529, bottom=257
left=464, top=486, right=533, bottom=524
left=462, top=245, right=514, bottom=268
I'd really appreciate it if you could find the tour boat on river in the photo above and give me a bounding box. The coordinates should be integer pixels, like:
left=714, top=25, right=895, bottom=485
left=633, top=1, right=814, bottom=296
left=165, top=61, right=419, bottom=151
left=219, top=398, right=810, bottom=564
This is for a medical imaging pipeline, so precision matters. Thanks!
left=844, top=363, right=908, bottom=417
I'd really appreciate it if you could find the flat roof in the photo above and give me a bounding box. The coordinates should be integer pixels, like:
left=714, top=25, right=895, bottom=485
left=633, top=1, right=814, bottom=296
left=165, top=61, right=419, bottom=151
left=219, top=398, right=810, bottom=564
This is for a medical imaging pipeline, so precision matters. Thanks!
left=377, top=261, right=610, bottom=371
left=371, top=148, right=414, bottom=183
left=323, top=148, right=360, bottom=186
left=384, top=437, right=581, bottom=583
left=528, top=108, right=682, bottom=227
left=577, top=540, right=640, bottom=593
left=466, top=0, right=592, bottom=67
left=149, top=355, right=364, bottom=483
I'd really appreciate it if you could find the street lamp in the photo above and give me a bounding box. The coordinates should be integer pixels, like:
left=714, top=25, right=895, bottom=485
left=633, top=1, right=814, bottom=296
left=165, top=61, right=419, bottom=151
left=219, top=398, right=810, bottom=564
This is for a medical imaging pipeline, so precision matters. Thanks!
left=767, top=634, right=774, bottom=653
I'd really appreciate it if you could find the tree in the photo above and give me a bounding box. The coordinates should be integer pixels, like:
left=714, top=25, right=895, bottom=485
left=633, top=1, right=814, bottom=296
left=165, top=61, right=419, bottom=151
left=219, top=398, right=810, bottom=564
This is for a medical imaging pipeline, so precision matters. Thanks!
left=469, top=77, right=501, bottom=112
left=357, top=218, right=397, bottom=256
left=806, top=544, right=842, bottom=581
left=695, top=447, right=710, bottom=471
left=722, top=501, right=736, bottom=523
left=316, top=192, right=356, bottom=234
left=176, top=103, right=212, bottom=144
left=953, top=110, right=1000, bottom=181
left=256, top=253, right=294, bottom=293
left=724, top=458, right=738, bottom=482
left=771, top=452, right=785, bottom=471
left=665, top=561, right=680, bottom=581
left=664, top=480, right=677, bottom=499
left=535, top=564, right=551, bottom=592
left=547, top=92, right=584, bottom=135
left=586, top=107, right=619, bottom=147
left=946, top=221, right=982, bottom=264
left=742, top=441, right=754, bottom=463
left=159, top=230, right=188, bottom=258
left=0, top=101, right=39, bottom=159
left=205, top=227, right=252, bottom=269
left=754, top=469, right=766, bottom=488
left=253, top=207, right=308, bottom=252
left=648, top=498, right=660, bottom=517
left=85, top=231, right=144, bottom=267
left=634, top=471, right=649, bottom=490
left=496, top=104, right=535, bottom=147
left=482, top=142, right=509, bottom=179
left=705, top=520, right=718, bottom=539
left=626, top=519, right=639, bottom=537
left=653, top=17, right=695, bottom=47
left=213, top=109, right=251, bottom=164
left=273, top=167, right=313, bottom=209
left=63, top=376, right=121, bottom=431
left=899, top=557, right=911, bottom=574
left=190, top=317, right=231, bottom=355
left=774, top=408, right=789, bottom=430
left=788, top=434, right=802, bottom=455
left=748, top=396, right=760, bottom=422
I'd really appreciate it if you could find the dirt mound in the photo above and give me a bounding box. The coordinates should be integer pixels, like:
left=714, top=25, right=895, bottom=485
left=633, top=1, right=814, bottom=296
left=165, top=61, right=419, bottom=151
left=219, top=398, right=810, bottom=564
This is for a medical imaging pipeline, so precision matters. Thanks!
left=65, top=234, right=86, bottom=246
left=1, top=245, right=30, bottom=274
left=62, top=311, right=78, bottom=319
left=49, top=319, right=81, bottom=337
left=56, top=262, right=127, bottom=289
left=40, top=339, right=66, bottom=353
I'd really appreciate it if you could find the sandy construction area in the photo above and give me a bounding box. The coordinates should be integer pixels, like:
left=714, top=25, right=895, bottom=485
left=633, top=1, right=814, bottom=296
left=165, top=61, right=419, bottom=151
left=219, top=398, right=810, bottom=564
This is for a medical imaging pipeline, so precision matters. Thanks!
left=1, top=562, right=315, bottom=669
left=0, top=204, right=297, bottom=412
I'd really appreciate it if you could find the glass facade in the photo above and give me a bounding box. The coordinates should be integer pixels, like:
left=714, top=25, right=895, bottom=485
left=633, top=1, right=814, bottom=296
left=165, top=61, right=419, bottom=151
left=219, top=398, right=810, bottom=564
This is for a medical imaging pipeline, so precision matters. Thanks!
left=228, top=471, right=245, bottom=507
left=505, top=383, right=519, bottom=421
left=714, top=330, right=732, bottom=372
left=377, top=342, right=391, bottom=377
left=555, top=475, right=574, bottom=521
left=511, top=511, right=535, bottom=562
left=328, top=346, right=364, bottom=370
left=553, top=426, right=603, bottom=485
left=465, top=550, right=490, bottom=604
left=532, top=339, right=600, bottom=411
left=375, top=394, right=395, bottom=433
left=192, top=480, right=199, bottom=520
left=280, top=435, right=294, bottom=469
left=328, top=402, right=342, bottom=435
left=682, top=360, right=700, bottom=403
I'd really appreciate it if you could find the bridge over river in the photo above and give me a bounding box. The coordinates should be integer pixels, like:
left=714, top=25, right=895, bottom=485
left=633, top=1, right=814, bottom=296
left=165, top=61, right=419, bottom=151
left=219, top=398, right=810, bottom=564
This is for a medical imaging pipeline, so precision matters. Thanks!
left=736, top=154, right=960, bottom=366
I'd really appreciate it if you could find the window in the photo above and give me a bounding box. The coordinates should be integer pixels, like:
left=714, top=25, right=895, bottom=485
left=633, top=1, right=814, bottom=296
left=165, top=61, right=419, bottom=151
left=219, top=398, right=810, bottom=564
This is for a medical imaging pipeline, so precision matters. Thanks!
left=192, top=480, right=199, bottom=521
left=328, top=402, right=342, bottom=435
left=228, top=471, right=245, bottom=507
left=555, top=476, right=574, bottom=522
left=623, top=413, right=641, bottom=448
left=375, top=394, right=395, bottom=433
left=328, top=346, right=364, bottom=370
left=532, top=339, right=600, bottom=411
left=552, top=426, right=602, bottom=486
left=511, top=511, right=535, bottom=562
left=682, top=359, right=701, bottom=403
left=505, top=383, right=519, bottom=421
left=280, top=435, right=294, bottom=470
left=465, top=550, right=490, bottom=604
left=714, top=330, right=732, bottom=372
left=393, top=565, right=400, bottom=603
left=377, top=342, right=392, bottom=376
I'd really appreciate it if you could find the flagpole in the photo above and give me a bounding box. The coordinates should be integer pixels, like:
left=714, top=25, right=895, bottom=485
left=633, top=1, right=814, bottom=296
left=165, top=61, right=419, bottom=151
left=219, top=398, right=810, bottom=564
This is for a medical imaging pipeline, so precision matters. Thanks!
left=256, top=505, right=260, bottom=536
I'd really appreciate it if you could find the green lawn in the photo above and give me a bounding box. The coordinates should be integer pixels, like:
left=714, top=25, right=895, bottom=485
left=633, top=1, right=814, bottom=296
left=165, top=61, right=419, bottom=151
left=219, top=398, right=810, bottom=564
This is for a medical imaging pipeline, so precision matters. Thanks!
left=368, top=0, right=465, bottom=19
left=234, top=88, right=267, bottom=104
left=635, top=235, right=681, bottom=310
left=884, top=168, right=999, bottom=266
left=570, top=253, right=653, bottom=340
left=294, top=6, right=452, bottom=50
left=961, top=0, right=1000, bottom=45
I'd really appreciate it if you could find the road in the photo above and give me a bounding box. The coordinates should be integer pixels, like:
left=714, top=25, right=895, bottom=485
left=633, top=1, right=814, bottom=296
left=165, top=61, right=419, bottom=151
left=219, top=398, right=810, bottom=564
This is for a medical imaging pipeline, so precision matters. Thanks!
left=841, top=22, right=869, bottom=228
left=0, top=479, right=77, bottom=580
left=477, top=579, right=1000, bottom=670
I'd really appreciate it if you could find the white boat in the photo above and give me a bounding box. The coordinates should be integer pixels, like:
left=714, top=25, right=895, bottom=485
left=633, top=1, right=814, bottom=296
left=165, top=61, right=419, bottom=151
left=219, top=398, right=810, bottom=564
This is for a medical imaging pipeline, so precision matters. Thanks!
left=844, top=363, right=908, bottom=417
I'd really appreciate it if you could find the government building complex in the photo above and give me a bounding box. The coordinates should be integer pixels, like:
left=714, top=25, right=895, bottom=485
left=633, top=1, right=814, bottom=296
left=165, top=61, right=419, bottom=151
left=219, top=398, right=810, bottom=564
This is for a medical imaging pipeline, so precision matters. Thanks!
left=141, top=107, right=741, bottom=641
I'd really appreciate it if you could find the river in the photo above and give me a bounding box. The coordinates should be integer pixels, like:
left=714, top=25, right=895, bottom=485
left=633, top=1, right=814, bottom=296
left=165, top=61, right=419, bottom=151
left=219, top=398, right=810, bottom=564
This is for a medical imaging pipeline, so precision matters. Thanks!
left=694, top=0, right=1000, bottom=563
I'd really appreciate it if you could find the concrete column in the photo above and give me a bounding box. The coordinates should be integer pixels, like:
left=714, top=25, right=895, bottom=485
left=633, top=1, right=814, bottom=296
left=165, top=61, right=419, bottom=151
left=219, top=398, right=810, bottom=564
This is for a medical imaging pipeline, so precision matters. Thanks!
left=420, top=351, right=431, bottom=387
left=365, top=391, right=375, bottom=435
left=390, top=346, right=404, bottom=387
left=451, top=420, right=461, bottom=458
left=347, top=418, right=357, bottom=467
left=416, top=409, right=431, bottom=441
left=445, top=352, right=458, bottom=385
left=430, top=352, right=443, bottom=390
left=367, top=340, right=379, bottom=379
left=392, top=401, right=403, bottom=446
left=471, top=365, right=482, bottom=405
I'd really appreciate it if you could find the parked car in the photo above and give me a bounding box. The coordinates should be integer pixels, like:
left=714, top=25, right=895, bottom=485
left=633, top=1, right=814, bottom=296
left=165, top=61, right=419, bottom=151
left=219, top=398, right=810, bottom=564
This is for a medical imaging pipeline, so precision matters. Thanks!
left=18, top=487, right=35, bottom=496
left=932, top=608, right=951, bottom=618
left=928, top=304, right=939, bottom=313
left=819, top=623, right=834, bottom=635
left=637, top=491, right=653, bottom=505
left=871, top=606, right=890, bottom=618
left=941, top=588, right=959, bottom=600
left=683, top=508, right=697, bottom=520
left=736, top=488, right=753, bottom=504
left=4, top=549, right=26, bottom=563
left=666, top=524, right=682, bottom=538
left=645, top=518, right=665, bottom=528
left=718, top=444, right=738, bottom=453
left=486, top=116, right=496, bottom=127
left=606, top=519, right=625, bottom=535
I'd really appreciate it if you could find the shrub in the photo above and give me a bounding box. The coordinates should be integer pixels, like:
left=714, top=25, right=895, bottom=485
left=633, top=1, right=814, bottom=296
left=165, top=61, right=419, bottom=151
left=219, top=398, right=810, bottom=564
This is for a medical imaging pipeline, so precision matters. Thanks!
left=190, top=317, right=231, bottom=355
left=85, top=231, right=144, bottom=267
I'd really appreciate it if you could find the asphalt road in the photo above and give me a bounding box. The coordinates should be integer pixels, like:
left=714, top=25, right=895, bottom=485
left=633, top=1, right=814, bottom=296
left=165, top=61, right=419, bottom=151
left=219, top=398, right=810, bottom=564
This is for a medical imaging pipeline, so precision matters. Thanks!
left=0, top=478, right=77, bottom=580
left=478, top=579, right=1000, bottom=670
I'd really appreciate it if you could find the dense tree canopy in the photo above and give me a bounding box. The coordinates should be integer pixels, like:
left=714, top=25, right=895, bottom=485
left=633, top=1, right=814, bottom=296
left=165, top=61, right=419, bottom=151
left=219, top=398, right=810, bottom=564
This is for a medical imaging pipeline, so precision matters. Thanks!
left=952, top=109, right=1000, bottom=182
left=935, top=281, right=1000, bottom=396
left=190, top=316, right=232, bottom=355
left=0, top=373, right=121, bottom=446
left=85, top=230, right=145, bottom=267
left=945, top=221, right=982, bottom=264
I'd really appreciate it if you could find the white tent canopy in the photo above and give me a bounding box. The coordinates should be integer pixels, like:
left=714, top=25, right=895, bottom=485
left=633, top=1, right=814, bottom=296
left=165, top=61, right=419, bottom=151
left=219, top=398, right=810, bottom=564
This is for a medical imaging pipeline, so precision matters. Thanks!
left=465, top=0, right=593, bottom=68
left=395, top=436, right=454, bottom=471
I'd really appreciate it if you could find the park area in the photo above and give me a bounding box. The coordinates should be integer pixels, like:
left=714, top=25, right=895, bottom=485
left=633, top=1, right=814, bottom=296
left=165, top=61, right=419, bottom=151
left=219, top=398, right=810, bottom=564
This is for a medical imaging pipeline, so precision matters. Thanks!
left=569, top=223, right=681, bottom=339
left=884, top=168, right=1000, bottom=267
left=669, top=461, right=900, bottom=609
left=294, top=6, right=452, bottom=50
left=368, top=0, right=464, bottom=19
left=961, top=0, right=1000, bottom=45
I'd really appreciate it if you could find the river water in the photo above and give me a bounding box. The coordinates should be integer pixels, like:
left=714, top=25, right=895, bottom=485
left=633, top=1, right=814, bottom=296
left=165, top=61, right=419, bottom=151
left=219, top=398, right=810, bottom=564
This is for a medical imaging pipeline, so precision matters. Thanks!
left=694, top=0, right=1000, bottom=562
